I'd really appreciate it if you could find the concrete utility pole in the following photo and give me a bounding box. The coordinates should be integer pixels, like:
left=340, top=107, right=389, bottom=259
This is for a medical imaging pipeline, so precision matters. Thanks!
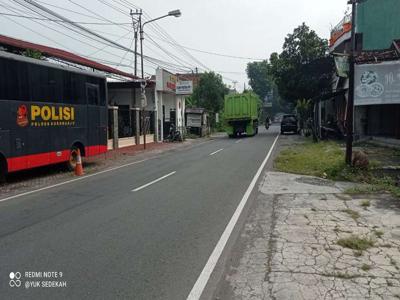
left=130, top=9, right=142, bottom=77
left=345, top=0, right=359, bottom=165
left=130, top=9, right=142, bottom=146
left=139, top=9, right=181, bottom=149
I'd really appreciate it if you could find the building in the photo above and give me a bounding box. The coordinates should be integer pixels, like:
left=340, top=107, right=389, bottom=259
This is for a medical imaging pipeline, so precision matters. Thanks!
left=326, top=0, right=400, bottom=141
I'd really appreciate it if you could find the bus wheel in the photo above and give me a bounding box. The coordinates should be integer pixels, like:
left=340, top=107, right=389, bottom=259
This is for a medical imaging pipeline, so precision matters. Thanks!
left=0, top=157, right=7, bottom=183
left=67, top=147, right=79, bottom=171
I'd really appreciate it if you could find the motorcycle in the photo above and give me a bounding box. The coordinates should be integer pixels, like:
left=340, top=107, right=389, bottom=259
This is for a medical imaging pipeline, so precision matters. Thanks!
left=167, top=124, right=183, bottom=142
left=265, top=118, right=270, bottom=130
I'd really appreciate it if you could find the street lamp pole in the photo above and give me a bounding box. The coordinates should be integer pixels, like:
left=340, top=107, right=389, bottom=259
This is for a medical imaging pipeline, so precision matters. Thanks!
left=138, top=9, right=181, bottom=149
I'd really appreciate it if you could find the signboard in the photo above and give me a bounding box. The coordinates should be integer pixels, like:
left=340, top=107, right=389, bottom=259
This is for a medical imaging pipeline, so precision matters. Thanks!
left=176, top=80, right=193, bottom=95
left=355, top=61, right=400, bottom=106
left=156, top=68, right=176, bottom=93
left=334, top=55, right=349, bottom=78
left=187, top=114, right=201, bottom=127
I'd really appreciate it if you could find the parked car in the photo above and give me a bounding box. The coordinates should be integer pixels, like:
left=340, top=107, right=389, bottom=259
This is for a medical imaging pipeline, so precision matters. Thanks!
left=280, top=114, right=299, bottom=134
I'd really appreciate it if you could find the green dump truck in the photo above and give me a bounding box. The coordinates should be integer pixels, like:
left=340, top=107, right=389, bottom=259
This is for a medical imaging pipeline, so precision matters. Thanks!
left=224, top=92, right=260, bottom=138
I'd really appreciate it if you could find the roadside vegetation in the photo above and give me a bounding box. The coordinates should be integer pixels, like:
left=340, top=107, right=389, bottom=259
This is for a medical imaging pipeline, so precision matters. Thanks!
left=274, top=139, right=400, bottom=198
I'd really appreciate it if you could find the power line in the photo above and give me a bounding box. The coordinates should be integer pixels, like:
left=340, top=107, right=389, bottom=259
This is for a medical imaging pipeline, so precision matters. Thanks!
left=146, top=33, right=264, bottom=61
left=0, top=11, right=131, bottom=25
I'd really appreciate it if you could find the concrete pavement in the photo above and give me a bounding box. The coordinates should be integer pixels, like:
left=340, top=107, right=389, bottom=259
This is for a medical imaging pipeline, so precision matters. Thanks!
left=213, top=141, right=400, bottom=299
left=0, top=127, right=280, bottom=299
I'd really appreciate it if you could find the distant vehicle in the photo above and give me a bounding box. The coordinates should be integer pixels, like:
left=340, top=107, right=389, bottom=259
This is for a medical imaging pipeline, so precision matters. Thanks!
left=0, top=51, right=108, bottom=181
left=273, top=113, right=285, bottom=123
left=224, top=92, right=259, bottom=138
left=280, top=114, right=299, bottom=134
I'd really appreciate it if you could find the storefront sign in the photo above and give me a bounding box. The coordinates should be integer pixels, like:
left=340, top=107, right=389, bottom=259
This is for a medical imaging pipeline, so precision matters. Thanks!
left=156, top=68, right=176, bottom=93
left=355, top=61, right=400, bottom=106
left=176, top=81, right=193, bottom=95
left=334, top=55, right=349, bottom=78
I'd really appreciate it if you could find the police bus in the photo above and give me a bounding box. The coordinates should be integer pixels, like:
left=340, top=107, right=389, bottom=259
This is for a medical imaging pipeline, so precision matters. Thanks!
left=0, top=51, right=108, bottom=181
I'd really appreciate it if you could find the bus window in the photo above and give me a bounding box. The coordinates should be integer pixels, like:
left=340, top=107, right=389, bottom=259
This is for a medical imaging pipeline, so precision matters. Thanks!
left=0, top=58, right=29, bottom=101
left=86, top=83, right=99, bottom=106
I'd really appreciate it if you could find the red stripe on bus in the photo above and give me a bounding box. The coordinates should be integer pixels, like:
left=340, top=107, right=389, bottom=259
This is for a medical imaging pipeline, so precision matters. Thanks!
left=6, top=145, right=107, bottom=173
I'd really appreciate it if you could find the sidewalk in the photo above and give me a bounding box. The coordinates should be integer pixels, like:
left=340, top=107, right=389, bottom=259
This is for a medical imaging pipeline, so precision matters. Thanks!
left=215, top=171, right=400, bottom=299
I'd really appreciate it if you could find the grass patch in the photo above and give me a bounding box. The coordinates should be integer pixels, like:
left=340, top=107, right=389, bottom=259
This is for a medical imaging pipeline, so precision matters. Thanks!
left=373, top=230, right=384, bottom=238
left=361, top=264, right=371, bottom=271
left=334, top=272, right=359, bottom=279
left=360, top=200, right=371, bottom=208
left=274, top=139, right=400, bottom=198
left=274, top=140, right=346, bottom=179
left=337, top=235, right=375, bottom=251
left=341, top=209, right=360, bottom=221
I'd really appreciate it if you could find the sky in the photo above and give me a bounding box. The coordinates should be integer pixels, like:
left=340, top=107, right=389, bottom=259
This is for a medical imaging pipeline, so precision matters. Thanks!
left=0, top=0, right=349, bottom=90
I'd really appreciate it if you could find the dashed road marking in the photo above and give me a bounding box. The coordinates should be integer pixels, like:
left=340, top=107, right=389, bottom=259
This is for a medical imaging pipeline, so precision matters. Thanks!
left=0, top=159, right=149, bottom=203
left=209, top=149, right=223, bottom=156
left=132, top=171, right=176, bottom=192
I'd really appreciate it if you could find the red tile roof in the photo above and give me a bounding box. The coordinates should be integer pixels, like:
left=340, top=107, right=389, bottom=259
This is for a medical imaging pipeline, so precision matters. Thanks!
left=0, top=34, right=137, bottom=79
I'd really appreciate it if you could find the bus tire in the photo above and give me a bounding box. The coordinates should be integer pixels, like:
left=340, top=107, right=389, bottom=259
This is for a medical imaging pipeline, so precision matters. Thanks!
left=0, top=155, right=7, bottom=183
left=67, top=146, right=79, bottom=171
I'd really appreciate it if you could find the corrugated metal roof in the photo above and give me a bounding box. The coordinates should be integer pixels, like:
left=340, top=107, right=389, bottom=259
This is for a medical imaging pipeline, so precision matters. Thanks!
left=0, top=34, right=137, bottom=80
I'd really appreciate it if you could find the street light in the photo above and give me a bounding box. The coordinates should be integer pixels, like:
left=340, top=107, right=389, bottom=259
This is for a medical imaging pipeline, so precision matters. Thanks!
left=140, top=10, right=181, bottom=79
left=139, top=9, right=181, bottom=149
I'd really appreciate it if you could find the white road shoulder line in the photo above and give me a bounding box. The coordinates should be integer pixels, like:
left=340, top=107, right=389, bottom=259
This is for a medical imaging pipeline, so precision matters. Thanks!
left=132, top=171, right=176, bottom=192
left=0, top=159, right=149, bottom=203
left=187, top=134, right=280, bottom=300
left=209, top=149, right=223, bottom=156
left=235, top=139, right=242, bottom=144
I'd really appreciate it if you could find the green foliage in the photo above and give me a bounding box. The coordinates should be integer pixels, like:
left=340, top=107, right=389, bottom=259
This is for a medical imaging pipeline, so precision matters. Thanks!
left=295, top=99, right=311, bottom=129
left=274, top=140, right=345, bottom=179
left=246, top=60, right=272, bottom=100
left=192, top=72, right=228, bottom=114
left=22, top=49, right=43, bottom=59
left=337, top=235, right=375, bottom=251
left=269, top=23, right=334, bottom=105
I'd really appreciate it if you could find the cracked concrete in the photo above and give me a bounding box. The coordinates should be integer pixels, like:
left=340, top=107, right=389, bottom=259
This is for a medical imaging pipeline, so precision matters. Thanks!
left=215, top=172, right=400, bottom=300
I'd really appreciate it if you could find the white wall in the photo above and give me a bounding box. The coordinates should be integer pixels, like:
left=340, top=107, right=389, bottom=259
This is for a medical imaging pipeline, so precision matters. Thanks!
left=108, top=87, right=156, bottom=110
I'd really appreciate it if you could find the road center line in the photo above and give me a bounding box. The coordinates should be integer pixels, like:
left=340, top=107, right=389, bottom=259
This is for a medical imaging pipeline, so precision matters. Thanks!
left=187, top=134, right=280, bottom=300
left=235, top=139, right=242, bottom=144
left=209, top=149, right=223, bottom=156
left=132, top=171, right=176, bottom=192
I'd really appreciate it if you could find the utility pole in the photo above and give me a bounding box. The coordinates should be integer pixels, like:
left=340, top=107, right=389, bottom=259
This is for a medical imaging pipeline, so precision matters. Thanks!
left=345, top=0, right=358, bottom=165
left=130, top=9, right=142, bottom=146
left=130, top=9, right=142, bottom=77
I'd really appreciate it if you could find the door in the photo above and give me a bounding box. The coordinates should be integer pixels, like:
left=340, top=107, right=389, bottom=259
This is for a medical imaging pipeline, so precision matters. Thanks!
left=86, top=83, right=101, bottom=156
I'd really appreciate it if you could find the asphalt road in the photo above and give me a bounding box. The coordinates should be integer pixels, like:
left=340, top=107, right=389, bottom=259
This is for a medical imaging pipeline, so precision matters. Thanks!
left=0, top=126, right=279, bottom=300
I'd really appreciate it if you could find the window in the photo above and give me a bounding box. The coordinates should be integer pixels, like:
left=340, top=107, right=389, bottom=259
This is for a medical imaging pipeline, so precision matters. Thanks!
left=86, top=83, right=99, bottom=105
left=0, top=58, right=30, bottom=101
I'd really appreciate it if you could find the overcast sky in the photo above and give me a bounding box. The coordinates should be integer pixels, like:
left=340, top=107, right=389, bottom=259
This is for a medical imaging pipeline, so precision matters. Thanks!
left=0, top=0, right=348, bottom=90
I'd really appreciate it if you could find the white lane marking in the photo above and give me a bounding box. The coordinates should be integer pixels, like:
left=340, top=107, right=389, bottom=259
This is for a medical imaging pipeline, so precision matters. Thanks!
left=235, top=139, right=242, bottom=144
left=209, top=149, right=223, bottom=156
left=0, top=159, right=149, bottom=203
left=132, top=171, right=176, bottom=192
left=187, top=134, right=280, bottom=300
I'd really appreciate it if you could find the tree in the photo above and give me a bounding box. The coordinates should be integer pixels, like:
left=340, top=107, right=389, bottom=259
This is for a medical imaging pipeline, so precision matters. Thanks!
left=295, top=98, right=311, bottom=130
left=246, top=60, right=271, bottom=100
left=270, top=23, right=334, bottom=105
left=192, top=71, right=227, bottom=113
